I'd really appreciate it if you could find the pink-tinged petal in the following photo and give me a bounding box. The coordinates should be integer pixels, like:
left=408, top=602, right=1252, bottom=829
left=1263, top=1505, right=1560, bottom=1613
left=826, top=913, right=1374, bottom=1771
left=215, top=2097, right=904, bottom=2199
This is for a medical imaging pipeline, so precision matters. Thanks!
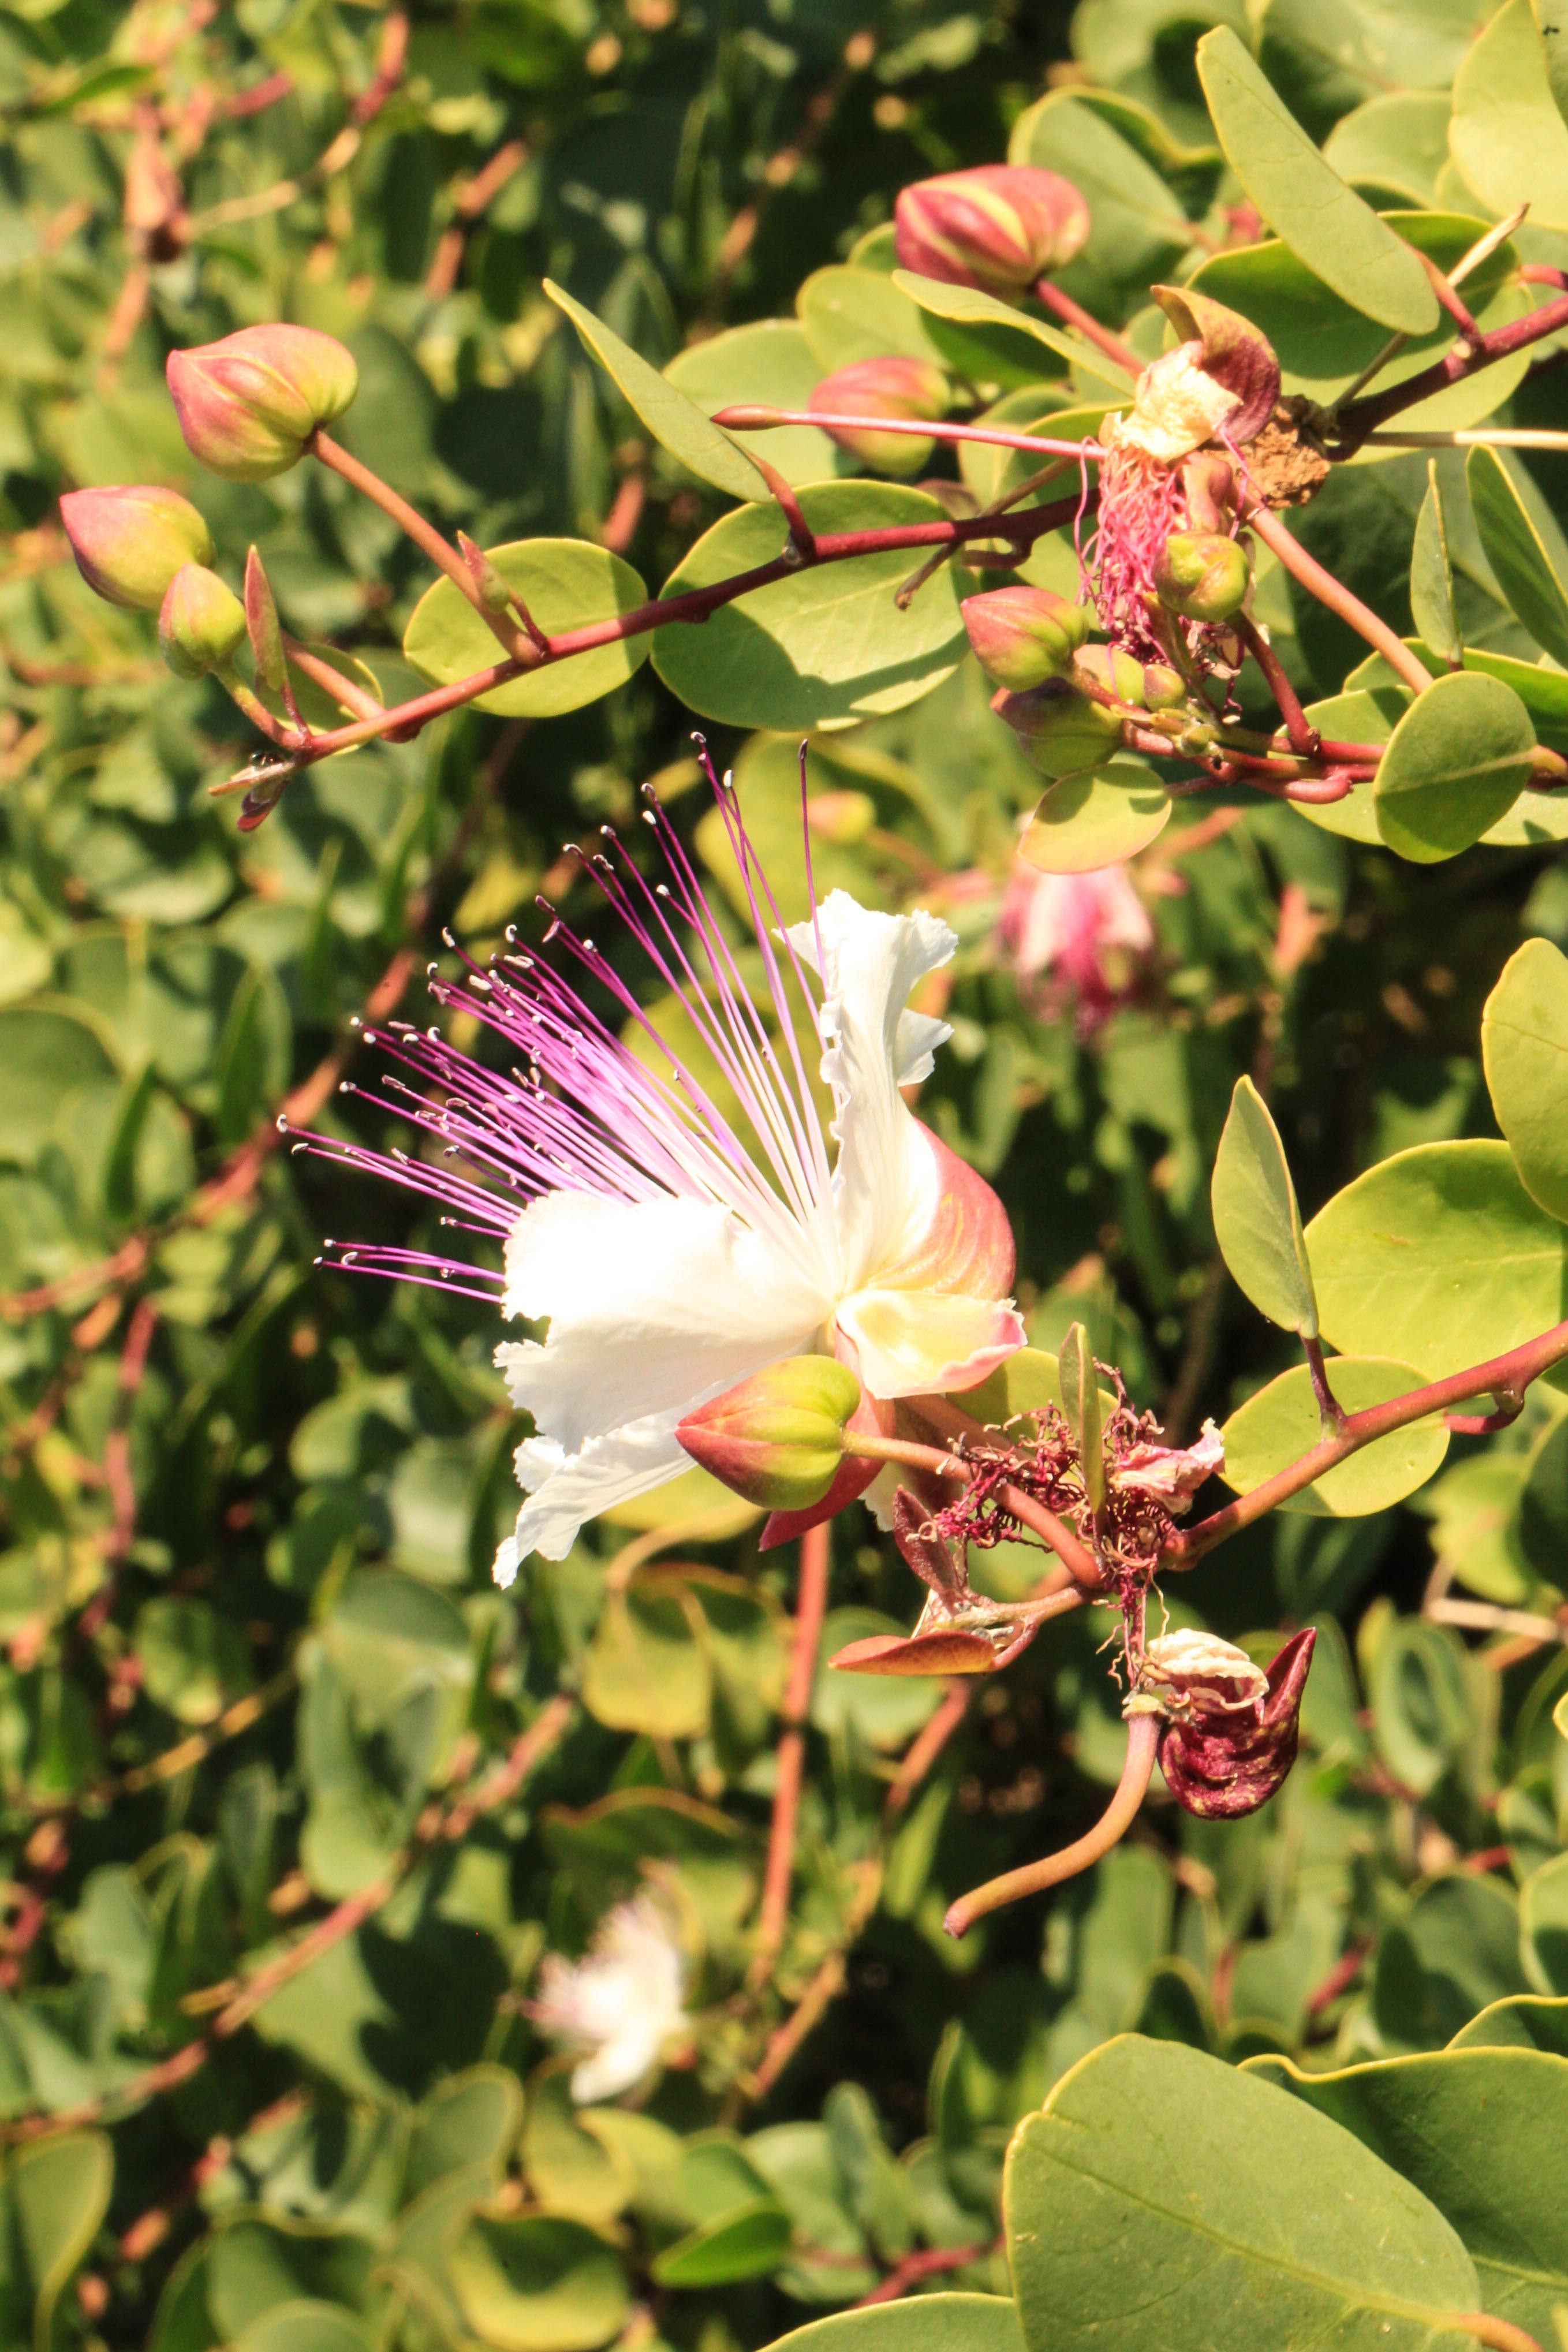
left=498, top=1190, right=829, bottom=1457
left=1150, top=285, right=1281, bottom=445
left=1114, top=1418, right=1224, bottom=1513
left=878, top=1124, right=1017, bottom=1302
left=786, top=891, right=959, bottom=1292
left=834, top=1288, right=1025, bottom=1400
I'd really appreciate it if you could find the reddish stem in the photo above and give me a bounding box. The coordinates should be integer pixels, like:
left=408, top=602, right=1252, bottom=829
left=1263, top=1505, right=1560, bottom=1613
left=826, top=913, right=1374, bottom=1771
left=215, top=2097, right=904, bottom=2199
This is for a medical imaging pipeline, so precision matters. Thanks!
left=1244, top=501, right=1433, bottom=696
left=752, top=1520, right=831, bottom=1977
left=714, top=406, right=1099, bottom=460
left=1337, top=290, right=1568, bottom=439
left=943, top=1711, right=1159, bottom=1937
left=1031, top=276, right=1142, bottom=378
left=309, top=430, right=529, bottom=660
left=1234, top=613, right=1318, bottom=757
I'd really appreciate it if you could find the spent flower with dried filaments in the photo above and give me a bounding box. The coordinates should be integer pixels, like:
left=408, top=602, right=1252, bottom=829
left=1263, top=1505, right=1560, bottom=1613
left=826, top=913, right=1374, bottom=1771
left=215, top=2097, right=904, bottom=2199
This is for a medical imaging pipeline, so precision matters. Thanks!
left=291, top=757, right=1313, bottom=1925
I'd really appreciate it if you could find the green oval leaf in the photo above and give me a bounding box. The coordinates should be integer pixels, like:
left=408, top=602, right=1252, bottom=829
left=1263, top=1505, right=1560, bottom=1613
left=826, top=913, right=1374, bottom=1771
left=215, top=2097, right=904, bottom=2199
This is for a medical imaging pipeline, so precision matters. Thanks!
left=580, top=1575, right=712, bottom=1741
left=651, top=2198, right=792, bottom=2288
left=1466, top=445, right=1568, bottom=671
left=544, top=280, right=767, bottom=503
left=651, top=482, right=966, bottom=732
left=1194, top=28, right=1438, bottom=333
left=403, top=540, right=651, bottom=718
left=1522, top=1852, right=1568, bottom=1996
left=1018, top=762, right=1171, bottom=872
left=1212, top=1075, right=1318, bottom=1338
left=1410, top=461, right=1461, bottom=667
left=1451, top=0, right=1568, bottom=232
left=1373, top=670, right=1536, bottom=863
left=760, top=2301, right=1024, bottom=2352
left=1005, top=2035, right=1479, bottom=2351
left=891, top=271, right=1135, bottom=393
left=1220, top=1356, right=1448, bottom=1517
left=1008, top=92, right=1192, bottom=298
left=665, top=322, right=841, bottom=488
left=1304, top=1138, right=1568, bottom=1379
left=448, top=2213, right=629, bottom=2352
left=797, top=266, right=949, bottom=371
left=1186, top=213, right=1529, bottom=425
left=1483, top=938, right=1568, bottom=1223
left=1245, top=2046, right=1568, bottom=2343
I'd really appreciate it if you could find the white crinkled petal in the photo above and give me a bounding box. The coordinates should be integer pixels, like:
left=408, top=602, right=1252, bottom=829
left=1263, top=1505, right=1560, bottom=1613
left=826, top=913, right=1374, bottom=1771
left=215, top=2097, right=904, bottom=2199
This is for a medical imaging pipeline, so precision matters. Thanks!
left=492, top=1409, right=693, bottom=1576
left=569, top=2028, right=662, bottom=2104
left=786, top=891, right=957, bottom=1293
left=498, top=1189, right=830, bottom=1455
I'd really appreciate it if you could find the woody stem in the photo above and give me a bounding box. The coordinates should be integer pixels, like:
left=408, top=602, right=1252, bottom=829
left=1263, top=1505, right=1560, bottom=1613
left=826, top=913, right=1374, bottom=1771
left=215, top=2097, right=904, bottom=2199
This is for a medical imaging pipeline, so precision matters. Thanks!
left=942, top=1711, right=1159, bottom=1937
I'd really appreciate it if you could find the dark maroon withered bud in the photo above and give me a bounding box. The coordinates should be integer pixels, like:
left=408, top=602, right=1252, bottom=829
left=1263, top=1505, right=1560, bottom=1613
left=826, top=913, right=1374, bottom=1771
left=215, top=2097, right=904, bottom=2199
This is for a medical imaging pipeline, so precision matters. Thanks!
left=1144, top=1627, right=1316, bottom=1820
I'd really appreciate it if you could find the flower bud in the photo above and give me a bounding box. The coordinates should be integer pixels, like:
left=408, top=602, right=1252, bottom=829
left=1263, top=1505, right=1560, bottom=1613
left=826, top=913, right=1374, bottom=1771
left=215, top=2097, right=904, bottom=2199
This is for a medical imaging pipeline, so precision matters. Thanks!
left=166, top=325, right=358, bottom=481
left=992, top=681, right=1122, bottom=778
left=1155, top=532, right=1251, bottom=625
left=962, top=586, right=1089, bottom=690
left=808, top=357, right=950, bottom=476
left=895, top=165, right=1090, bottom=294
left=59, top=485, right=214, bottom=613
left=1075, top=643, right=1148, bottom=707
left=676, top=1357, right=863, bottom=1511
left=158, top=563, right=247, bottom=678
left=1141, top=663, right=1187, bottom=711
left=1141, top=1628, right=1316, bottom=1820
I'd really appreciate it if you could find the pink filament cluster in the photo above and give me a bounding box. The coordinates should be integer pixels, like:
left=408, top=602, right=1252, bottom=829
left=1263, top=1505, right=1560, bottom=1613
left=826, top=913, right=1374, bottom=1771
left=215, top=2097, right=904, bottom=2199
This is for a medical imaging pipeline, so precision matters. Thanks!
left=1081, top=440, right=1188, bottom=663
left=285, top=744, right=833, bottom=1304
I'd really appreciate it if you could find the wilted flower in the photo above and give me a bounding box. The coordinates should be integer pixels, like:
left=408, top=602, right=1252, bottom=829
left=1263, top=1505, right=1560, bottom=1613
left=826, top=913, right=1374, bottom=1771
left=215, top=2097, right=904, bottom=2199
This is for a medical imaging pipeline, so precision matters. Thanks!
left=59, top=484, right=214, bottom=613
left=1084, top=293, right=1279, bottom=670
left=808, top=356, right=949, bottom=476
left=531, top=1897, right=691, bottom=2103
left=962, top=585, right=1089, bottom=691
left=158, top=563, right=247, bottom=678
left=895, top=165, right=1089, bottom=293
left=167, top=324, right=358, bottom=480
left=1137, top=1627, right=1316, bottom=1819
left=1111, top=1419, right=1223, bottom=1512
left=999, top=859, right=1153, bottom=1029
left=293, top=749, right=1024, bottom=1578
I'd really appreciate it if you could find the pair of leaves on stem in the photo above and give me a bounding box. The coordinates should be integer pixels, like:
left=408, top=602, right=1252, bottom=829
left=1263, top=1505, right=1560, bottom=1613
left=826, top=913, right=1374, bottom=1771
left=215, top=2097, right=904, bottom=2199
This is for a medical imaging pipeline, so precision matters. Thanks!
left=1213, top=937, right=1568, bottom=1521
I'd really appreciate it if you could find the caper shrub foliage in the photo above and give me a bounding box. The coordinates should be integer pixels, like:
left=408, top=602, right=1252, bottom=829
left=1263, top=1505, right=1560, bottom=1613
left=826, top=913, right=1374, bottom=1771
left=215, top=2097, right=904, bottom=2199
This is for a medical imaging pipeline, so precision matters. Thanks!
left=7, top=0, right=1568, bottom=2348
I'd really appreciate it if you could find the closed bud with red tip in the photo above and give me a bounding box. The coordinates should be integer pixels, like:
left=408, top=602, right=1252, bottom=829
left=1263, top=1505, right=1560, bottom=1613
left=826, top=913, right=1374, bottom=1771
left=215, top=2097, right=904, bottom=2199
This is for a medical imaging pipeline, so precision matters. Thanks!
left=60, top=485, right=214, bottom=613
left=1138, top=1627, right=1316, bottom=1820
left=676, top=1357, right=863, bottom=1512
left=895, top=165, right=1090, bottom=294
left=158, top=563, right=247, bottom=678
left=167, top=325, right=358, bottom=481
left=808, top=356, right=950, bottom=476
left=962, top=585, right=1089, bottom=689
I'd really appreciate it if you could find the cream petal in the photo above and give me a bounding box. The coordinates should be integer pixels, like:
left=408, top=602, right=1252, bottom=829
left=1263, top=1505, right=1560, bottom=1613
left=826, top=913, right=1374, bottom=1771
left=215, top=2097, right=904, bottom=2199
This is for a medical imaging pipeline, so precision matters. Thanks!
left=494, top=1410, right=693, bottom=1577
left=787, top=891, right=958, bottom=1291
left=498, top=1189, right=830, bottom=1457
left=834, top=1287, right=1026, bottom=1400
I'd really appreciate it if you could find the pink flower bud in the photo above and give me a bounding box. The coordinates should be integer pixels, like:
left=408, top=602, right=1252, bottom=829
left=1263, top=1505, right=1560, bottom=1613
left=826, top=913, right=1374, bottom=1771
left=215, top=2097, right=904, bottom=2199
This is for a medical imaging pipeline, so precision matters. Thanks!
left=677, top=1357, right=862, bottom=1511
left=158, top=563, right=247, bottom=678
left=1144, top=1628, right=1316, bottom=1820
left=962, top=585, right=1089, bottom=689
left=1155, top=532, right=1251, bottom=624
left=895, top=165, right=1090, bottom=294
left=808, top=356, right=950, bottom=476
left=59, top=485, right=214, bottom=613
left=992, top=680, right=1122, bottom=778
left=166, top=325, right=358, bottom=481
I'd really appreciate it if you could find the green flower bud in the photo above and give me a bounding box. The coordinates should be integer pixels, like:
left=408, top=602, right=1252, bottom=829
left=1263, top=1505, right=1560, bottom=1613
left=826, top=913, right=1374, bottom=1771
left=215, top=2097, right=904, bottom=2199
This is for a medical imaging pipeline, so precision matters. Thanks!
left=962, top=585, right=1089, bottom=690
left=59, top=485, right=214, bottom=613
left=676, top=1357, right=863, bottom=1511
left=1155, top=532, right=1251, bottom=625
left=158, top=563, right=247, bottom=678
left=991, top=681, right=1123, bottom=778
left=1142, top=663, right=1188, bottom=711
left=1075, top=643, right=1148, bottom=707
